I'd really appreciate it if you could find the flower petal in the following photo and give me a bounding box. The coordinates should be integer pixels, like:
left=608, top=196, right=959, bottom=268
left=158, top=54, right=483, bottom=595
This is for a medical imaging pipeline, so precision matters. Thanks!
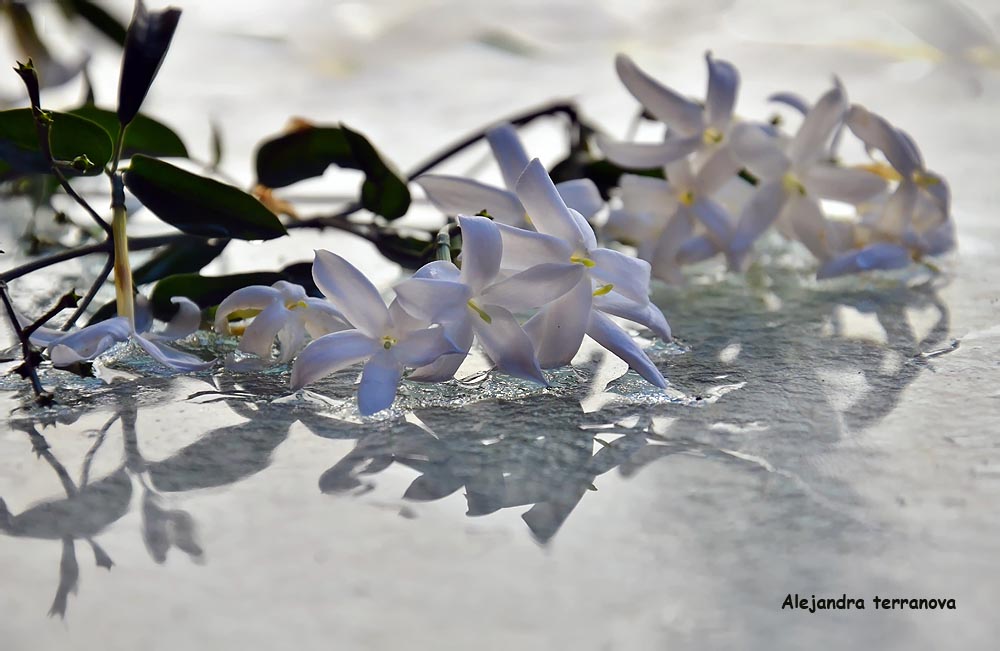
left=214, top=285, right=281, bottom=334
left=675, top=235, right=720, bottom=265
left=522, top=278, right=592, bottom=368
left=555, top=179, right=604, bottom=220
left=783, top=195, right=831, bottom=261
left=787, top=85, right=846, bottom=166
left=312, top=250, right=390, bottom=338
left=495, top=222, right=573, bottom=270
left=768, top=91, right=809, bottom=115
left=692, top=198, right=734, bottom=248
left=593, top=292, right=671, bottom=341
left=408, top=318, right=473, bottom=382
left=415, top=175, right=525, bottom=226
left=615, top=54, right=704, bottom=134
left=705, top=52, right=739, bottom=130
left=47, top=317, right=131, bottom=366
left=147, top=297, right=202, bottom=342
left=597, top=134, right=701, bottom=170
left=693, top=147, right=741, bottom=196
left=472, top=305, right=546, bottom=384
left=816, top=243, right=911, bottom=279
left=515, top=159, right=590, bottom=248
left=731, top=180, right=788, bottom=257
left=587, top=247, right=651, bottom=304
left=802, top=165, right=887, bottom=204
left=457, top=214, right=502, bottom=293
left=393, top=278, right=470, bottom=324
left=290, top=330, right=378, bottom=390
left=393, top=326, right=462, bottom=368
left=587, top=311, right=666, bottom=388
left=133, top=334, right=213, bottom=372
left=479, top=262, right=585, bottom=311
left=301, top=299, right=350, bottom=338
left=357, top=350, right=404, bottom=416
left=845, top=105, right=920, bottom=176
left=729, top=123, right=790, bottom=180
left=238, top=301, right=290, bottom=359
left=485, top=123, right=531, bottom=191
left=412, top=260, right=461, bottom=281
left=650, top=207, right=696, bottom=284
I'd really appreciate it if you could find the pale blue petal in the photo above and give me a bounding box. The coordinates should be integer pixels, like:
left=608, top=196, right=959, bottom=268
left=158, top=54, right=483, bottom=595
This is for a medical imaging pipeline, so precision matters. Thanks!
left=358, top=350, right=404, bottom=416
left=290, top=330, right=378, bottom=390
left=408, top=318, right=473, bottom=383
left=47, top=318, right=131, bottom=366
left=730, top=180, right=788, bottom=257
left=415, top=175, right=526, bottom=226
left=393, top=326, right=462, bottom=368
left=515, top=159, right=590, bottom=248
left=457, top=215, right=502, bottom=293
left=816, top=243, right=911, bottom=279
left=479, top=263, right=584, bottom=311
left=802, top=165, right=887, bottom=204
left=588, top=248, right=651, bottom=304
left=393, top=278, right=471, bottom=324
left=597, top=134, right=700, bottom=169
left=587, top=311, right=666, bottom=388
left=133, top=334, right=214, bottom=372
left=472, top=305, right=546, bottom=385
left=495, top=222, right=573, bottom=270
left=729, top=123, right=790, bottom=180
left=555, top=179, right=604, bottom=220
left=788, top=85, right=846, bottom=166
left=238, top=301, right=290, bottom=359
left=705, top=52, right=739, bottom=130
left=522, top=278, right=592, bottom=368
left=312, top=250, right=390, bottom=339
left=485, top=123, right=531, bottom=191
left=214, top=285, right=281, bottom=334
left=845, top=105, right=920, bottom=176
left=593, top=292, right=672, bottom=341
left=146, top=297, right=202, bottom=342
left=615, top=54, right=704, bottom=134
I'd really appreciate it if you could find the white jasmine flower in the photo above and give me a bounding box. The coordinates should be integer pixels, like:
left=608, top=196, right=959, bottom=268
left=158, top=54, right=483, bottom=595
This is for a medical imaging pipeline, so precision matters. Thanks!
left=290, top=251, right=462, bottom=416
left=214, top=280, right=348, bottom=363
left=394, top=215, right=584, bottom=383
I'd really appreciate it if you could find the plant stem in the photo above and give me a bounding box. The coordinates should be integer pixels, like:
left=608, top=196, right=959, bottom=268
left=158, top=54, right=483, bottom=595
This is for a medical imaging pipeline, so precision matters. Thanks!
left=0, top=280, right=52, bottom=403
left=110, top=174, right=134, bottom=322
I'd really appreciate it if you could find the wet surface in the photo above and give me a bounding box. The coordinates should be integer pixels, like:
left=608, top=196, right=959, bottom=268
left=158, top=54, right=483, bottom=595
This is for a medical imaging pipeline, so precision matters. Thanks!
left=2, top=1, right=1000, bottom=649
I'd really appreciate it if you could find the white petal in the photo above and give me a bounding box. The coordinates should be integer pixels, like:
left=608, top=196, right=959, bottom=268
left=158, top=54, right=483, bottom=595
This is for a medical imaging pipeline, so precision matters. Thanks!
left=879, top=181, right=918, bottom=238
left=665, top=158, right=696, bottom=191
left=133, top=294, right=154, bottom=335
left=393, top=326, right=462, bottom=368
left=485, top=123, right=531, bottom=191
left=47, top=318, right=131, bottom=366
left=597, top=134, right=700, bottom=169
left=920, top=219, right=955, bottom=256
left=555, top=179, right=604, bottom=220
left=729, top=123, right=790, bottom=180
left=587, top=311, right=666, bottom=388
left=692, top=198, right=734, bottom=248
left=768, top=92, right=809, bottom=115
left=787, top=85, right=846, bottom=166
left=312, top=250, right=390, bottom=338
left=816, top=243, right=911, bottom=279
left=593, top=292, right=672, bottom=341
left=650, top=207, right=696, bottom=284
left=479, top=263, right=585, bottom=311
left=615, top=54, right=704, bottom=134
left=522, top=278, right=592, bottom=368
left=457, top=215, right=502, bottom=293
left=675, top=235, right=721, bottom=265
left=26, top=321, right=66, bottom=348
left=147, top=297, right=202, bottom=342
left=276, top=317, right=308, bottom=363
left=214, top=285, right=281, bottom=334
left=515, top=159, right=590, bottom=248
left=783, top=195, right=831, bottom=261
left=412, top=260, right=461, bottom=281
left=802, top=166, right=886, bottom=204
left=133, top=334, right=214, bottom=371
left=415, top=175, right=526, bottom=226
left=693, top=146, right=741, bottom=196
left=587, top=248, right=651, bottom=304
left=272, top=280, right=307, bottom=303
left=845, top=105, right=920, bottom=176
left=301, top=299, right=350, bottom=338
left=495, top=222, right=573, bottom=270
left=705, top=52, right=739, bottom=130
left=408, top=318, right=473, bottom=383
left=731, top=180, right=788, bottom=257
left=290, top=330, right=378, bottom=390
left=238, top=301, right=290, bottom=359
left=617, top=174, right=675, bottom=215
left=393, top=278, right=470, bottom=324
left=472, top=305, right=546, bottom=384
left=357, top=350, right=404, bottom=416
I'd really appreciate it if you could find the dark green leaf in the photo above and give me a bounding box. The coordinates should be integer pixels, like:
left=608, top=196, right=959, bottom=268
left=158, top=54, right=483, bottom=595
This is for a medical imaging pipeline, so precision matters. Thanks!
left=549, top=154, right=663, bottom=201
left=374, top=232, right=434, bottom=269
left=70, top=105, right=187, bottom=158
left=0, top=108, right=113, bottom=180
left=254, top=123, right=411, bottom=219
left=117, top=0, right=181, bottom=126
left=59, top=0, right=128, bottom=46
left=86, top=298, right=119, bottom=326
left=149, top=265, right=319, bottom=321
left=132, top=237, right=229, bottom=285
left=124, top=155, right=287, bottom=240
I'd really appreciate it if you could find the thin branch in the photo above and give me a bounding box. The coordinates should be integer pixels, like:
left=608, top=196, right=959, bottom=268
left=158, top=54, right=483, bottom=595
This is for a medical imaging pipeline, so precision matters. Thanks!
left=60, top=256, right=114, bottom=331
left=0, top=280, right=52, bottom=403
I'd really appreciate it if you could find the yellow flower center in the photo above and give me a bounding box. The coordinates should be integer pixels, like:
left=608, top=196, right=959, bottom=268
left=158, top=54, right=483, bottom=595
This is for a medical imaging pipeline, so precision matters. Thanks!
left=285, top=299, right=308, bottom=310
left=678, top=190, right=695, bottom=206
left=592, top=283, right=614, bottom=296
left=702, top=127, right=724, bottom=145
left=381, top=336, right=397, bottom=350
left=466, top=300, right=492, bottom=324
left=570, top=254, right=595, bottom=267
left=912, top=171, right=939, bottom=188
left=782, top=172, right=807, bottom=196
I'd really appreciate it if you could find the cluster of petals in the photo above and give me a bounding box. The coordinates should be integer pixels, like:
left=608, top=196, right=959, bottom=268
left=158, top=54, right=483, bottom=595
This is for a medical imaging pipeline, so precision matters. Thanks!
left=600, top=53, right=955, bottom=282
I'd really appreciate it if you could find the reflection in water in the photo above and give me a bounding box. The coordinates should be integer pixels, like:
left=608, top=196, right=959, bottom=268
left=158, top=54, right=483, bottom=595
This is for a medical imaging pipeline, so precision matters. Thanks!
left=0, top=275, right=953, bottom=616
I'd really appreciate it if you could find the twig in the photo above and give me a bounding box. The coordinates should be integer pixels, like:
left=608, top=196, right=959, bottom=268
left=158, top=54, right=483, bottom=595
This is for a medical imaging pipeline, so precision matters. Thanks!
left=23, top=291, right=80, bottom=338
left=0, top=280, right=52, bottom=403
left=60, top=257, right=113, bottom=331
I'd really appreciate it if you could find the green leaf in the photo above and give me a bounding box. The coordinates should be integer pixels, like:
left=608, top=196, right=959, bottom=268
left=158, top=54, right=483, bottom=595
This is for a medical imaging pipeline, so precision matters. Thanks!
left=149, top=264, right=318, bottom=321
left=123, top=155, right=287, bottom=240
left=70, top=105, right=187, bottom=159
left=118, top=0, right=181, bottom=126
left=254, top=123, right=411, bottom=220
left=132, top=237, right=229, bottom=285
left=59, top=0, right=128, bottom=47
left=0, top=108, right=113, bottom=180
left=374, top=232, right=434, bottom=270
